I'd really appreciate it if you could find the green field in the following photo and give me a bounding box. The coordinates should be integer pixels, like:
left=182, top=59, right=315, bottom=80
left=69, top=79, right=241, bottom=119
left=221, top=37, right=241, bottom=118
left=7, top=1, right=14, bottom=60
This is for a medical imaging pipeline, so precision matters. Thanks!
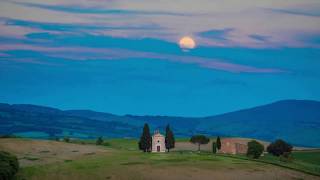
left=1, top=138, right=319, bottom=180
left=17, top=139, right=263, bottom=180
left=260, top=150, right=320, bottom=175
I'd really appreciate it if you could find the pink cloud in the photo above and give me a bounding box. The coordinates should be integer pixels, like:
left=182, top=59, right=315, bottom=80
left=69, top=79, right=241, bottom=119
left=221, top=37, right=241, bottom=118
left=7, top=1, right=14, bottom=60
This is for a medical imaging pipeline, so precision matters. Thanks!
left=0, top=43, right=286, bottom=73
left=0, top=52, right=10, bottom=57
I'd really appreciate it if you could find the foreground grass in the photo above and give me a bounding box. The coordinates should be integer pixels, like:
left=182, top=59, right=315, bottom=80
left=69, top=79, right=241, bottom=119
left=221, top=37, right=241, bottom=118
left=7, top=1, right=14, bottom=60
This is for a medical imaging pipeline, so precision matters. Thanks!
left=16, top=139, right=260, bottom=179
left=217, top=150, right=320, bottom=176
left=18, top=150, right=263, bottom=180
left=14, top=138, right=320, bottom=179
left=92, top=139, right=320, bottom=176
left=260, top=151, right=320, bottom=176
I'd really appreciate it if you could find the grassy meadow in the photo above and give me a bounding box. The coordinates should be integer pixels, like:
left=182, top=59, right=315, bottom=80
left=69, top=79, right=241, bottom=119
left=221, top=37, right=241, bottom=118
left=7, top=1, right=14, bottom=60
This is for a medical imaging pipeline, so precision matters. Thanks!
left=0, top=138, right=319, bottom=180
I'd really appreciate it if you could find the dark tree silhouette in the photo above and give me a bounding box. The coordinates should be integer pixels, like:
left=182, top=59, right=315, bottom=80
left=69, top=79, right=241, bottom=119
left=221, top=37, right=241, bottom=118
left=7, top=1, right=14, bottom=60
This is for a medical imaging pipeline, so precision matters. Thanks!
left=267, top=139, right=292, bottom=156
left=63, top=137, right=70, bottom=143
left=247, top=140, right=264, bottom=159
left=216, top=136, right=221, bottom=150
left=212, top=142, right=217, bottom=154
left=138, top=123, right=152, bottom=152
left=96, top=136, right=103, bottom=145
left=0, top=151, right=19, bottom=180
left=190, top=135, right=210, bottom=152
left=165, top=125, right=175, bottom=152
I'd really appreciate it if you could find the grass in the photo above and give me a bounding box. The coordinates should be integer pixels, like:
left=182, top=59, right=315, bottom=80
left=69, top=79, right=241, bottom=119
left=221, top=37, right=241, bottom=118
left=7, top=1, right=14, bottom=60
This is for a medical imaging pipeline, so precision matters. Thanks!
left=17, top=144, right=260, bottom=179
left=103, top=139, right=320, bottom=176
left=19, top=150, right=258, bottom=179
left=218, top=151, right=320, bottom=176
left=61, top=138, right=138, bottom=150
left=14, top=138, right=320, bottom=179
left=261, top=151, right=320, bottom=176
left=292, top=150, right=320, bottom=165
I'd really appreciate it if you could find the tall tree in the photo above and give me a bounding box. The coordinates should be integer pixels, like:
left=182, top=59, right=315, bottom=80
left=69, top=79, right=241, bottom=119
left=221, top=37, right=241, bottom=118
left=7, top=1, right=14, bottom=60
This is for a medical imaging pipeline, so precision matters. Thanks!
left=216, top=136, right=221, bottom=150
left=212, top=142, right=217, bottom=154
left=190, top=135, right=210, bottom=152
left=165, top=125, right=175, bottom=152
left=138, top=123, right=152, bottom=152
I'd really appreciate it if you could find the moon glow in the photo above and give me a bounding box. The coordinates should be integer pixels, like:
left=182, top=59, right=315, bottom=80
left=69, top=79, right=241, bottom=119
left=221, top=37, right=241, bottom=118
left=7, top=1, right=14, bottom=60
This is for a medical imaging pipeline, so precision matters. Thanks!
left=179, top=36, right=196, bottom=50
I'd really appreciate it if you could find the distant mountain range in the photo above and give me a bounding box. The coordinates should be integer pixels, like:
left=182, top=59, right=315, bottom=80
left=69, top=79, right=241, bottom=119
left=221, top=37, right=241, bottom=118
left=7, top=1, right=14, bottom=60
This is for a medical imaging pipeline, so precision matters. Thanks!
left=0, top=100, right=320, bottom=147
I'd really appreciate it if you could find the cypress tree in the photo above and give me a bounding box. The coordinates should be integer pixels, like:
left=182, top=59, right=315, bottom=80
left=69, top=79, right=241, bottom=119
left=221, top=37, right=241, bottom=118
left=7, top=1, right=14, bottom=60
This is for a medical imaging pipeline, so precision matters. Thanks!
left=212, top=142, right=217, bottom=154
left=138, top=123, right=152, bottom=152
left=165, top=125, right=175, bottom=152
left=216, top=136, right=221, bottom=150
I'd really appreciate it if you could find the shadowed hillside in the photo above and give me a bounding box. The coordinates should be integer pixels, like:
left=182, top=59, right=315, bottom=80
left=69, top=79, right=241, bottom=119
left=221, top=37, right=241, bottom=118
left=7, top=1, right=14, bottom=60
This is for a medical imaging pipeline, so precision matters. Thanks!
left=0, top=100, right=320, bottom=147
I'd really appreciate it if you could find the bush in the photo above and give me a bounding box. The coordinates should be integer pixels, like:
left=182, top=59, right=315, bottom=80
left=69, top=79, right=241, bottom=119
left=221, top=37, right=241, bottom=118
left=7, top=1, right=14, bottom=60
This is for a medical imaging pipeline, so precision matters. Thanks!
left=63, top=137, right=70, bottom=143
left=267, top=139, right=292, bottom=156
left=0, top=151, right=19, bottom=180
left=102, top=142, right=111, bottom=146
left=0, top=135, right=18, bottom=139
left=247, top=140, right=264, bottom=159
left=96, top=136, right=104, bottom=145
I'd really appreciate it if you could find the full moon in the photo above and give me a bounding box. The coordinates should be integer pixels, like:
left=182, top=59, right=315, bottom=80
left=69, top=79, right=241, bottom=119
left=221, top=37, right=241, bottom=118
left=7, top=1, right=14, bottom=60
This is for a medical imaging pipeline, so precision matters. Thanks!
left=179, top=36, right=196, bottom=50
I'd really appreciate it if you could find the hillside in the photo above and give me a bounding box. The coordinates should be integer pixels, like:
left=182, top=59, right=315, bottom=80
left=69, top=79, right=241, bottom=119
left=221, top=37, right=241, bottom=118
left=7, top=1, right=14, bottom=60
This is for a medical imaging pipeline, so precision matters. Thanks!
left=2, top=138, right=319, bottom=180
left=198, top=100, right=320, bottom=147
left=0, top=100, right=320, bottom=147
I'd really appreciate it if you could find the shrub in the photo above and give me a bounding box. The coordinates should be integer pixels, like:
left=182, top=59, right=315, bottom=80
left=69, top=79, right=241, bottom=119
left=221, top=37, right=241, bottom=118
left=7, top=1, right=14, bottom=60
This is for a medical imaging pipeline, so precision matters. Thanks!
left=267, top=139, right=292, bottom=156
left=247, top=140, right=264, bottom=159
left=96, top=136, right=104, bottom=145
left=0, top=151, right=19, bottom=180
left=63, top=137, right=70, bottom=143
left=102, top=142, right=111, bottom=146
left=0, top=135, right=18, bottom=139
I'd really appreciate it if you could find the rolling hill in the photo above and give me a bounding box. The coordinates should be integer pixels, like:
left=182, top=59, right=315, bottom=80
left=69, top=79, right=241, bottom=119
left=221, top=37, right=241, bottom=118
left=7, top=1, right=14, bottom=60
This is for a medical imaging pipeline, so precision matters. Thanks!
left=0, top=100, right=319, bottom=147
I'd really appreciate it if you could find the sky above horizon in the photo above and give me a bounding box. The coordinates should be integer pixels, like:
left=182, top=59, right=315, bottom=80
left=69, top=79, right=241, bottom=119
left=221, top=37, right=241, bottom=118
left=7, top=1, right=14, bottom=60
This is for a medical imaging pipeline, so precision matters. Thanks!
left=0, top=0, right=320, bottom=117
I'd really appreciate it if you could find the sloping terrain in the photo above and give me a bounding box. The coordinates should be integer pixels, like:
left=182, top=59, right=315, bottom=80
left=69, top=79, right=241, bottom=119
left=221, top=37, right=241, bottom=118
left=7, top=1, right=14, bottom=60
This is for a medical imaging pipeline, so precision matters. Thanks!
left=0, top=100, right=320, bottom=147
left=0, top=138, right=108, bottom=167
left=1, top=138, right=319, bottom=180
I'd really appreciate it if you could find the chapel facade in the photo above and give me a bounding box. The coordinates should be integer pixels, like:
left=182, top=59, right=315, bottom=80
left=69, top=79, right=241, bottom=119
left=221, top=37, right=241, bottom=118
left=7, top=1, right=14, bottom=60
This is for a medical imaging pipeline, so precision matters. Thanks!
left=152, top=130, right=166, bottom=152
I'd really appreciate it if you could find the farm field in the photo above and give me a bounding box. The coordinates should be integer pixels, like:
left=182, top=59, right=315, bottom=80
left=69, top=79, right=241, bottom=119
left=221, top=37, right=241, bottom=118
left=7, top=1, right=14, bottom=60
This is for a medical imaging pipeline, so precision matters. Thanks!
left=0, top=138, right=320, bottom=180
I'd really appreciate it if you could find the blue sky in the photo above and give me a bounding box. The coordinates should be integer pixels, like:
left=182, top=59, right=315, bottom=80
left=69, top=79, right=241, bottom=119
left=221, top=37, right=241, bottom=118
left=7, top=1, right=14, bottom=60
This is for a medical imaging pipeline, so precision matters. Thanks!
left=0, top=0, right=320, bottom=116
